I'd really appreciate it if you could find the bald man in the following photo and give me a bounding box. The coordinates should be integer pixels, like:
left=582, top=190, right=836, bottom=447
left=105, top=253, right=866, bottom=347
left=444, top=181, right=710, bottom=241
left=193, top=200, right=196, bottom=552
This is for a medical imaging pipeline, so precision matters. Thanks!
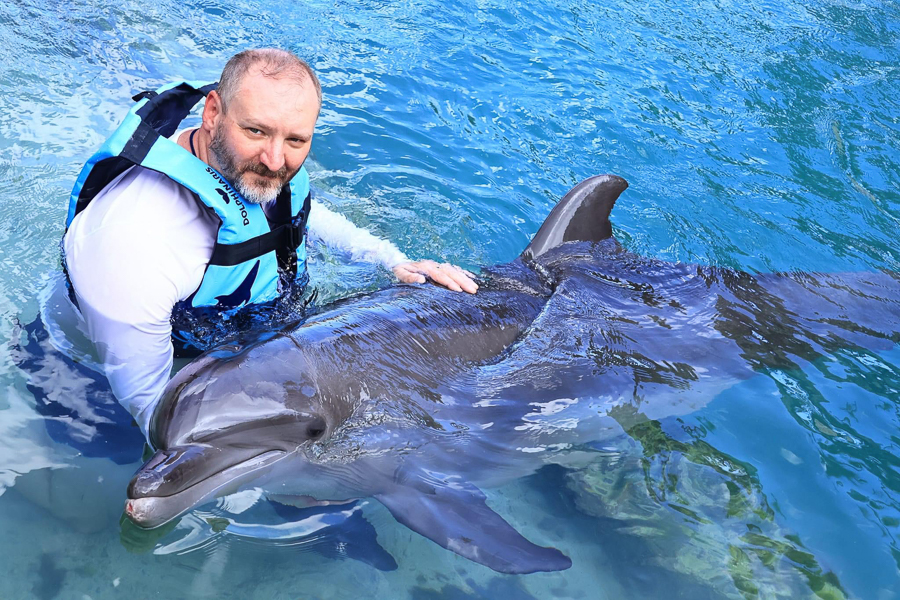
left=63, top=49, right=477, bottom=435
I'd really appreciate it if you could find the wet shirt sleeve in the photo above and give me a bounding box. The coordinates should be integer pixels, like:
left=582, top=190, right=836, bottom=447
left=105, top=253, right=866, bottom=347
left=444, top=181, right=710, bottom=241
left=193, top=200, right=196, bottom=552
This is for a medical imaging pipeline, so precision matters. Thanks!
left=306, top=199, right=408, bottom=269
left=63, top=166, right=217, bottom=437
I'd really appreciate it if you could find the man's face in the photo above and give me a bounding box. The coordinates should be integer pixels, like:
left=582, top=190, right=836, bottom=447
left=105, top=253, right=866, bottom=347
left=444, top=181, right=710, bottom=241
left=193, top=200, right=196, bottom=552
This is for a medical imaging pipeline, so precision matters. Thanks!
left=205, top=69, right=319, bottom=204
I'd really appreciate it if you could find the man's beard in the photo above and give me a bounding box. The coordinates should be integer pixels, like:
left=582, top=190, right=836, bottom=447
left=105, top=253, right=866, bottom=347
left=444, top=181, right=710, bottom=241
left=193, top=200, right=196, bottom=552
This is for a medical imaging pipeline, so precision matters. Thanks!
left=208, top=123, right=297, bottom=204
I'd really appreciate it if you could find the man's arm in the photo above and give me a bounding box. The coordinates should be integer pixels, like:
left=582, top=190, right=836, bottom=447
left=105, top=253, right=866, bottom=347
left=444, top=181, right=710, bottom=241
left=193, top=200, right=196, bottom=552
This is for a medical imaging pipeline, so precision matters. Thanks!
left=72, top=290, right=174, bottom=437
left=63, top=167, right=216, bottom=437
left=307, top=199, right=478, bottom=293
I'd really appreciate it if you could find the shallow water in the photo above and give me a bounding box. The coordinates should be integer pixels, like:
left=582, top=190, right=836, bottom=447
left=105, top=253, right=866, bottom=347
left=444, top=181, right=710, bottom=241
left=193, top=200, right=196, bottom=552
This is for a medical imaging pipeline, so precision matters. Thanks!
left=1, top=0, right=898, bottom=598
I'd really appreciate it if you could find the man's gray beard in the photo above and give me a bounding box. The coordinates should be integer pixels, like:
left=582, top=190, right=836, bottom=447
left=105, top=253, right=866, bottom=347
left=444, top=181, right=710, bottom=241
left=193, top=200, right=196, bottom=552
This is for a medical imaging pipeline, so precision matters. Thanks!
left=237, top=177, right=279, bottom=205
left=208, top=126, right=283, bottom=205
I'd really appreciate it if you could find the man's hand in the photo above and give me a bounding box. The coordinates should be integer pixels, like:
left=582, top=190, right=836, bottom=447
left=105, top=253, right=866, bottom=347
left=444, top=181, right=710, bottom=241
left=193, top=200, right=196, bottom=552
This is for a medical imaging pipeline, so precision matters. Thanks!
left=393, top=260, right=479, bottom=294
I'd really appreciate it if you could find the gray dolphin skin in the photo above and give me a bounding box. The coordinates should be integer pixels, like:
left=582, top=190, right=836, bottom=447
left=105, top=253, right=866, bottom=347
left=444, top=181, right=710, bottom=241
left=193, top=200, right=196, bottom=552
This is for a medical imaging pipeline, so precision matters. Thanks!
left=124, top=175, right=900, bottom=574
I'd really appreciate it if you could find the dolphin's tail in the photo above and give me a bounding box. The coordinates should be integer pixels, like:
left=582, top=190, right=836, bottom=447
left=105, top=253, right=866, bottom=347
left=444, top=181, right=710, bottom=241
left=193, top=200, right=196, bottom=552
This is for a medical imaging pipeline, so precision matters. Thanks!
left=522, top=174, right=628, bottom=261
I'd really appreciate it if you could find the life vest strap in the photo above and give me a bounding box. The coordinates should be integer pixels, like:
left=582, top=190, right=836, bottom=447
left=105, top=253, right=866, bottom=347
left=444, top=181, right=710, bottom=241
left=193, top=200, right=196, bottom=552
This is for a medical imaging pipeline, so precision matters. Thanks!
left=208, top=222, right=302, bottom=266
left=208, top=191, right=311, bottom=267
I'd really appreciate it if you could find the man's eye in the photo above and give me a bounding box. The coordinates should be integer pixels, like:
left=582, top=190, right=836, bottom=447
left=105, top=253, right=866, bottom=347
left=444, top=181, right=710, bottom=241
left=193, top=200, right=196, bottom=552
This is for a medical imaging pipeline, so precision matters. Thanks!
left=247, top=127, right=262, bottom=135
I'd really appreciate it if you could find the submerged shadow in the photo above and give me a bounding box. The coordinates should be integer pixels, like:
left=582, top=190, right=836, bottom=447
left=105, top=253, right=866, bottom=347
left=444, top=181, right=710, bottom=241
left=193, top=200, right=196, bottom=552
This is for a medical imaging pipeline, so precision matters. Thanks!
left=543, top=410, right=847, bottom=599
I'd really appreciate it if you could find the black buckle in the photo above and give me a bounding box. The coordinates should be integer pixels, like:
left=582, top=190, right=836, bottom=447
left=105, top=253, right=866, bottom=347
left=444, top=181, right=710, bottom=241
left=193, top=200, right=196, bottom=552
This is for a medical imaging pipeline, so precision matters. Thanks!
left=285, top=223, right=302, bottom=250
left=131, top=90, right=158, bottom=102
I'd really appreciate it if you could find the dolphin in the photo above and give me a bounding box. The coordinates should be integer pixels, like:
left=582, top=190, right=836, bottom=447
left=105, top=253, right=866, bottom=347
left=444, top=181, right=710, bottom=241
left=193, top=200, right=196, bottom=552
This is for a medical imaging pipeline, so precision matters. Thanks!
left=123, top=175, right=900, bottom=574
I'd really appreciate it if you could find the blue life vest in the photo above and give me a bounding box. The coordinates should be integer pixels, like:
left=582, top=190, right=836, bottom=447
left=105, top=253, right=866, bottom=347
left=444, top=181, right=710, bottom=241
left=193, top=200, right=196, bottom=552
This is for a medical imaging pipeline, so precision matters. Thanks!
left=67, top=81, right=313, bottom=355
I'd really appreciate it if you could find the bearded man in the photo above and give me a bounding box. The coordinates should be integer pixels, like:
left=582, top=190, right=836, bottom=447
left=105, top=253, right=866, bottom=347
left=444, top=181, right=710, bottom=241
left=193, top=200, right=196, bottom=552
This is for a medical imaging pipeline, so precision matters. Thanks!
left=63, top=48, right=477, bottom=436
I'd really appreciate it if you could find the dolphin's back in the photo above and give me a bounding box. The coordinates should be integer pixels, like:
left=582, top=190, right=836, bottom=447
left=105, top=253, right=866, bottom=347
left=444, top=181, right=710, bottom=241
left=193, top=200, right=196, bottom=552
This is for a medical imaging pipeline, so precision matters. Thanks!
left=290, top=273, right=550, bottom=386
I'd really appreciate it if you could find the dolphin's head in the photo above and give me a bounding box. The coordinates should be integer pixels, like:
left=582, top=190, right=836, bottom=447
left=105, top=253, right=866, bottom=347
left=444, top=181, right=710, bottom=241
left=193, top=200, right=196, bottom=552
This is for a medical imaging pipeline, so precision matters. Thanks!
left=125, top=334, right=342, bottom=528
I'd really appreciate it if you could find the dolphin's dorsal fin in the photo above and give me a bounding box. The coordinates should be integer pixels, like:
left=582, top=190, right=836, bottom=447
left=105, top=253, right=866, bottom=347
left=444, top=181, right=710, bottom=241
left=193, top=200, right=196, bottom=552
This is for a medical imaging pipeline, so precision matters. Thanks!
left=522, top=174, right=628, bottom=260
left=375, top=479, right=571, bottom=574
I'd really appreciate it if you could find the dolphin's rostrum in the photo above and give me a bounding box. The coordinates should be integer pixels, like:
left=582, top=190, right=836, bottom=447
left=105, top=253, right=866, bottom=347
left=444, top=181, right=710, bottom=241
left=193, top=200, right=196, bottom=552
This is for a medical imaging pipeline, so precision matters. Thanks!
left=124, top=175, right=899, bottom=574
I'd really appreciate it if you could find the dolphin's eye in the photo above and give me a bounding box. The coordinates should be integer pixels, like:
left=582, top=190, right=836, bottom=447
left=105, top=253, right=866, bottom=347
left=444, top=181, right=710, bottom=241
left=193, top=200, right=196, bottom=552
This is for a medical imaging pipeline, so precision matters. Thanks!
left=305, top=415, right=327, bottom=440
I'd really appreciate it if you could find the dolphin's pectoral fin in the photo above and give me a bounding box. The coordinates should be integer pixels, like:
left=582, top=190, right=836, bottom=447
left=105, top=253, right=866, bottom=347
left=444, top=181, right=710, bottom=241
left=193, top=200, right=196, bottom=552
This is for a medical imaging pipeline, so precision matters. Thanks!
left=375, top=482, right=571, bottom=574
left=267, top=499, right=398, bottom=572
left=326, top=507, right=399, bottom=572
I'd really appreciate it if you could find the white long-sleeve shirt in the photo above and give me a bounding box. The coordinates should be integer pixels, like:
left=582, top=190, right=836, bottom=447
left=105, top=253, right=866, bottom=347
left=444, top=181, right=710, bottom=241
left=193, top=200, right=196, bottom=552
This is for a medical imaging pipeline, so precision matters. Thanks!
left=62, top=164, right=407, bottom=435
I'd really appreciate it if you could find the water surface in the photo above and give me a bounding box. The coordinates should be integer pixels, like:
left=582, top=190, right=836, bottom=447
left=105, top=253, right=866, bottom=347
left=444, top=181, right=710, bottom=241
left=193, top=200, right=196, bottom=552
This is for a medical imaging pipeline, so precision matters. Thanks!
left=1, top=0, right=898, bottom=598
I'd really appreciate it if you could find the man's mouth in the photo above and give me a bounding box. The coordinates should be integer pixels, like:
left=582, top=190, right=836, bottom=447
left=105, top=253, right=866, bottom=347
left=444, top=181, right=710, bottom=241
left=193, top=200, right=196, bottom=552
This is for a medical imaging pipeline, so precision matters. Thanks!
left=246, top=163, right=287, bottom=180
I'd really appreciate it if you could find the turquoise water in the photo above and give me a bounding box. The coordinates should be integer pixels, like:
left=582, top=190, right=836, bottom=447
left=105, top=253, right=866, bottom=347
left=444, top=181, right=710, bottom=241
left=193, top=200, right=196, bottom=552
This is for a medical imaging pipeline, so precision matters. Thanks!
left=1, top=0, right=899, bottom=598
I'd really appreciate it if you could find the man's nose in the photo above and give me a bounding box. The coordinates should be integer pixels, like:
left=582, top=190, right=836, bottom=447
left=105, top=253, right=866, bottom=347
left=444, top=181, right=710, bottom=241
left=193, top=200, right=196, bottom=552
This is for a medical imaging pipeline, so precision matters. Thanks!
left=259, top=140, right=285, bottom=172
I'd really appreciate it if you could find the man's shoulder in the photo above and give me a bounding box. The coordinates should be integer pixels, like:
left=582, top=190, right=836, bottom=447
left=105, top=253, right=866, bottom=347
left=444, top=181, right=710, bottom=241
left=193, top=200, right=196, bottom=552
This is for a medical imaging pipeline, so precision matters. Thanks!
left=64, top=162, right=218, bottom=311
left=66, top=164, right=215, bottom=247
left=112, top=165, right=192, bottom=197
left=92, top=166, right=205, bottom=226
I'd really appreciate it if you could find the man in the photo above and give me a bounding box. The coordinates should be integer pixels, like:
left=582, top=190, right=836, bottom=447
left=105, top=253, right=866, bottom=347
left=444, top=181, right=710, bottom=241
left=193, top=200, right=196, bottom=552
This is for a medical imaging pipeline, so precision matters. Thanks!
left=63, top=48, right=477, bottom=437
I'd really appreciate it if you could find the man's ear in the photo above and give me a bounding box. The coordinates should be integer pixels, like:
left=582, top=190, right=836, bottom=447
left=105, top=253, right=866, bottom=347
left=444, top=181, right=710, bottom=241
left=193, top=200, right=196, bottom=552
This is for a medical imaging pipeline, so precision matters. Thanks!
left=201, top=90, right=224, bottom=134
